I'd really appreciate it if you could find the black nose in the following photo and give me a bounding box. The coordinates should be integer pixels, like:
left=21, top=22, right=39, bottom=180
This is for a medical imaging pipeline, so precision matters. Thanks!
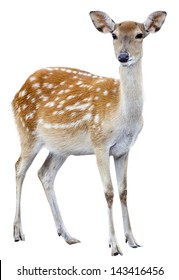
left=118, top=52, right=129, bottom=63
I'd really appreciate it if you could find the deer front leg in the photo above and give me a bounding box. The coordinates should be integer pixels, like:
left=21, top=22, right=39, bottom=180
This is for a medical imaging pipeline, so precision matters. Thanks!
left=95, top=147, right=123, bottom=256
left=38, top=152, right=80, bottom=245
left=114, top=153, right=140, bottom=248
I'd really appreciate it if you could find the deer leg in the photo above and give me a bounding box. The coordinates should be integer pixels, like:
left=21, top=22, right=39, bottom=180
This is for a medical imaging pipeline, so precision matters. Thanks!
left=114, top=153, right=140, bottom=248
left=95, top=147, right=123, bottom=256
left=38, top=152, right=80, bottom=245
left=14, top=141, right=42, bottom=242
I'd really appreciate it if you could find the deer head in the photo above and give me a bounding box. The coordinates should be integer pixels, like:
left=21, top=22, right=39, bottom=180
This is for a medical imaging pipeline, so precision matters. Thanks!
left=90, top=11, right=166, bottom=66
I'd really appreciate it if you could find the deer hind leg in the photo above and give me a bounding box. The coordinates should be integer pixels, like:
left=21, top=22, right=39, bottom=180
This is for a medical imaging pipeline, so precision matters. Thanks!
left=38, top=152, right=80, bottom=245
left=95, top=147, right=123, bottom=256
left=13, top=139, right=42, bottom=242
left=114, top=153, right=140, bottom=248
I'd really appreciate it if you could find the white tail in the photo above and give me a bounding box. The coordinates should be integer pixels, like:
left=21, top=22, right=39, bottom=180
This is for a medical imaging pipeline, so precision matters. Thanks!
left=12, top=10, right=166, bottom=256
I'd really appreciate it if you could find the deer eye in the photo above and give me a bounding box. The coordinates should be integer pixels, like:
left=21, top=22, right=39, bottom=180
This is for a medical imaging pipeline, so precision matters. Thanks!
left=135, top=33, right=143, bottom=39
left=112, top=33, right=118, bottom=40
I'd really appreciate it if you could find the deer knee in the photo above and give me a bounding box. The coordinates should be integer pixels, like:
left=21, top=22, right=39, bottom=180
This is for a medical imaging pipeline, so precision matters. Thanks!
left=15, top=157, right=22, bottom=174
left=38, top=168, right=47, bottom=186
left=120, top=189, right=127, bottom=204
left=105, top=191, right=114, bottom=208
left=38, top=168, right=53, bottom=190
left=38, top=166, right=44, bottom=181
left=15, top=157, right=26, bottom=182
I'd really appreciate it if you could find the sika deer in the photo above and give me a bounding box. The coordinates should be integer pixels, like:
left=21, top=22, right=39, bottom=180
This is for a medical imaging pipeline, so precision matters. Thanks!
left=12, top=11, right=166, bottom=256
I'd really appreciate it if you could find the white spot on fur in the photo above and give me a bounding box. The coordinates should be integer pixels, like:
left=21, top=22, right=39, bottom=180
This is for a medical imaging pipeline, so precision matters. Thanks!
left=84, top=113, right=92, bottom=120
left=94, top=114, right=99, bottom=123
left=58, top=90, right=65, bottom=95
left=52, top=111, right=58, bottom=115
left=56, top=105, right=63, bottom=109
left=19, top=90, right=26, bottom=98
left=106, top=102, right=111, bottom=107
left=88, top=105, right=94, bottom=111
left=57, top=100, right=65, bottom=108
left=22, top=104, right=28, bottom=110
left=40, top=96, right=49, bottom=102
left=112, top=88, right=118, bottom=93
left=25, top=111, right=35, bottom=120
left=79, top=84, right=90, bottom=88
left=66, top=103, right=90, bottom=111
left=45, top=101, right=55, bottom=107
left=36, top=89, right=42, bottom=94
left=76, top=81, right=83, bottom=85
left=96, top=88, right=101, bottom=92
left=94, top=96, right=99, bottom=100
left=43, top=82, right=53, bottom=88
left=32, top=83, right=40, bottom=88
left=96, top=79, right=105, bottom=83
left=29, top=76, right=36, bottom=82
left=104, top=90, right=108, bottom=96
left=58, top=110, right=65, bottom=115
left=20, top=117, right=25, bottom=127
left=71, top=112, right=77, bottom=117
left=83, top=98, right=91, bottom=102
left=48, top=84, right=54, bottom=89
left=67, top=95, right=76, bottom=100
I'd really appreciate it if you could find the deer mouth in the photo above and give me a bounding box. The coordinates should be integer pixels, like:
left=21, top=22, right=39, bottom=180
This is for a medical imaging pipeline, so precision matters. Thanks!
left=119, top=58, right=134, bottom=67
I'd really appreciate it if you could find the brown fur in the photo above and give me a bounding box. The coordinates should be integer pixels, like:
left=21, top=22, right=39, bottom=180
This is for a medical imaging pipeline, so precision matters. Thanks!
left=12, top=68, right=120, bottom=139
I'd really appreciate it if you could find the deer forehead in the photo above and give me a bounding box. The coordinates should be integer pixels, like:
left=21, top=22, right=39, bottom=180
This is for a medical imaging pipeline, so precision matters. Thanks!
left=115, top=21, right=143, bottom=37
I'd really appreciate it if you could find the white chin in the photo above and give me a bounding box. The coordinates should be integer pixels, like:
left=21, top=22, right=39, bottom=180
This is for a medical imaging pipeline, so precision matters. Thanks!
left=120, top=60, right=135, bottom=67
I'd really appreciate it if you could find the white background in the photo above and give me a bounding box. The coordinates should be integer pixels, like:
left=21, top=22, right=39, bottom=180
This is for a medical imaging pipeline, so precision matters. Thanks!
left=0, top=0, right=178, bottom=279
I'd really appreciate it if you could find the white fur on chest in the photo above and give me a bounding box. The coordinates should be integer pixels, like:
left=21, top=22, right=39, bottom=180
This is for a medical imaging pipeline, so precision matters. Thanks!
left=110, top=117, right=143, bottom=157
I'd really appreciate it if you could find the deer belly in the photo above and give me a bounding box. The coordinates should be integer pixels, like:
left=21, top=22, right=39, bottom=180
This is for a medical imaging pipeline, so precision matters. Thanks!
left=37, top=126, right=93, bottom=156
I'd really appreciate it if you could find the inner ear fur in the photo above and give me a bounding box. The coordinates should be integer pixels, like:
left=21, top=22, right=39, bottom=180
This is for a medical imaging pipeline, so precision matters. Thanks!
left=144, top=11, right=167, bottom=34
left=90, top=11, right=115, bottom=33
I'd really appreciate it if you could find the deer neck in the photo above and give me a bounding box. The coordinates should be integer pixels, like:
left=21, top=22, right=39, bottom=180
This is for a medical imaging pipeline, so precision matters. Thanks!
left=119, top=60, right=143, bottom=121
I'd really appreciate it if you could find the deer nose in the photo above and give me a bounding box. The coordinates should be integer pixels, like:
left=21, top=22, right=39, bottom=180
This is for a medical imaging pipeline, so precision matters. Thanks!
left=118, top=52, right=129, bottom=63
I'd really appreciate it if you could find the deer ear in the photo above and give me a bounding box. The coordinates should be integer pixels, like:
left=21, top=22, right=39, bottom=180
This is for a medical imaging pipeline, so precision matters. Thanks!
left=144, top=11, right=167, bottom=34
left=90, top=11, right=115, bottom=33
